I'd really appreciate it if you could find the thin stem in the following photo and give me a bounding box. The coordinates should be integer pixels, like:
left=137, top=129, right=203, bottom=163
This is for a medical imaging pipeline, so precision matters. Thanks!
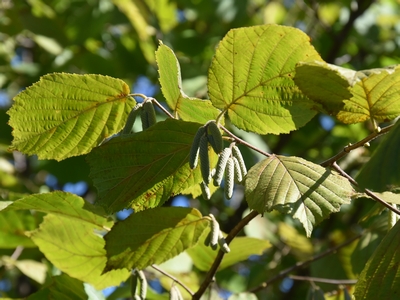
left=151, top=264, right=194, bottom=296
left=321, top=124, right=393, bottom=167
left=193, top=210, right=260, bottom=299
left=129, top=93, right=147, bottom=99
left=289, top=275, right=357, bottom=285
left=249, top=233, right=362, bottom=293
left=10, top=246, right=24, bottom=260
left=219, top=125, right=271, bottom=158
left=332, top=162, right=400, bottom=216
left=148, top=97, right=175, bottom=119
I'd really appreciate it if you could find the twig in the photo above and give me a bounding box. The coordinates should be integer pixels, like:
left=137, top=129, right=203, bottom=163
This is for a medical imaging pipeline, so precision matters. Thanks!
left=321, top=124, right=393, bottom=167
left=193, top=210, right=260, bottom=299
left=289, top=275, right=357, bottom=285
left=149, top=97, right=175, bottom=119
left=249, top=233, right=362, bottom=293
left=10, top=246, right=24, bottom=261
left=219, top=125, right=271, bottom=158
left=332, top=162, right=400, bottom=216
left=151, top=264, right=194, bottom=296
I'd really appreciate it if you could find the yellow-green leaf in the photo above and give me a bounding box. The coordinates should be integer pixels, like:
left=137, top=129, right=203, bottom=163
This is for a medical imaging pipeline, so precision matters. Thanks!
left=156, top=43, right=221, bottom=124
left=7, top=73, right=135, bottom=161
left=208, top=24, right=322, bottom=134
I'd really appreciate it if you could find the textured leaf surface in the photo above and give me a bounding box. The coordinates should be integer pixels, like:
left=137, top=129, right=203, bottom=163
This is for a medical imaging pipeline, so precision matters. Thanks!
left=294, top=61, right=353, bottom=114
left=27, top=274, right=87, bottom=300
left=187, top=229, right=271, bottom=271
left=208, top=24, right=322, bottom=134
left=30, top=214, right=130, bottom=289
left=356, top=121, right=400, bottom=191
left=296, top=62, right=400, bottom=124
left=354, top=221, right=400, bottom=299
left=245, top=155, right=354, bottom=236
left=0, top=210, right=37, bottom=248
left=4, top=191, right=109, bottom=227
left=87, top=119, right=216, bottom=213
left=337, top=65, right=400, bottom=123
left=156, top=43, right=221, bottom=123
left=7, top=73, right=135, bottom=160
left=104, top=207, right=208, bottom=271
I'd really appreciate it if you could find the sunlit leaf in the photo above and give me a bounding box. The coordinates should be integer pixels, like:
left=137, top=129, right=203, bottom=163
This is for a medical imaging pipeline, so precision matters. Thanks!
left=146, top=0, right=177, bottom=32
left=26, top=274, right=87, bottom=300
left=87, top=119, right=217, bottom=213
left=208, top=24, right=322, bottom=134
left=156, top=43, right=221, bottom=124
left=294, top=61, right=353, bottom=114
left=296, top=62, right=400, bottom=124
left=4, top=191, right=109, bottom=227
left=356, top=121, right=400, bottom=191
left=30, top=214, right=130, bottom=289
left=245, top=155, right=354, bottom=237
left=187, top=228, right=271, bottom=271
left=7, top=73, right=135, bottom=161
left=0, top=210, right=37, bottom=248
left=354, top=220, right=400, bottom=299
left=104, top=207, right=209, bottom=271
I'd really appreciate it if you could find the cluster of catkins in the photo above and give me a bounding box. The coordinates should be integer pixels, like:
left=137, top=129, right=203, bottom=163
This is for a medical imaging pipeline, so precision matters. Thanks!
left=189, top=121, right=247, bottom=200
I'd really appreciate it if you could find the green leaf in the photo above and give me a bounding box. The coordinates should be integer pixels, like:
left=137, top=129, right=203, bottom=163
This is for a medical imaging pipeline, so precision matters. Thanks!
left=354, top=220, right=400, bottom=299
left=294, top=61, right=353, bottom=114
left=104, top=207, right=209, bottom=271
left=187, top=228, right=271, bottom=271
left=245, top=155, right=354, bottom=237
left=0, top=210, right=37, bottom=248
left=356, top=121, right=400, bottom=191
left=7, top=73, right=135, bottom=161
left=295, top=62, right=400, bottom=124
left=207, top=24, right=322, bottom=134
left=87, top=119, right=216, bottom=213
left=156, top=43, right=221, bottom=124
left=4, top=191, right=109, bottom=227
left=30, top=214, right=130, bottom=289
left=337, top=65, right=400, bottom=124
left=228, top=293, right=258, bottom=300
left=27, top=274, right=87, bottom=300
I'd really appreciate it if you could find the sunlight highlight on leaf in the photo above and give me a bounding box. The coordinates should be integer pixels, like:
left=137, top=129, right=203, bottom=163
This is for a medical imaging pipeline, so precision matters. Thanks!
left=245, top=155, right=354, bottom=237
left=7, top=73, right=135, bottom=161
left=156, top=43, right=221, bottom=123
left=208, top=24, right=322, bottom=134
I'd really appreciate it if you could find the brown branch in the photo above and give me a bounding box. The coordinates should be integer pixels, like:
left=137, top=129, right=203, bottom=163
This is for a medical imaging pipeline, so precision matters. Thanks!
left=289, top=275, right=357, bottom=285
left=148, top=97, right=175, bottom=119
left=219, top=125, right=271, bottom=158
left=249, top=233, right=362, bottom=293
left=151, top=264, right=194, bottom=296
left=332, top=162, right=400, bottom=216
left=321, top=124, right=393, bottom=167
left=193, top=210, right=260, bottom=299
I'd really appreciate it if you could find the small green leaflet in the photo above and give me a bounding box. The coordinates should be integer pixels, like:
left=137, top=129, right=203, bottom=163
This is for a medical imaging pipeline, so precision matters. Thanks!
left=156, top=42, right=221, bottom=123
left=356, top=120, right=400, bottom=191
left=245, top=155, right=354, bottom=237
left=208, top=24, right=322, bottom=134
left=0, top=210, right=38, bottom=248
left=354, top=220, right=400, bottom=299
left=87, top=119, right=215, bottom=213
left=7, top=73, right=135, bottom=161
left=104, top=207, right=209, bottom=271
left=295, top=62, right=400, bottom=124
